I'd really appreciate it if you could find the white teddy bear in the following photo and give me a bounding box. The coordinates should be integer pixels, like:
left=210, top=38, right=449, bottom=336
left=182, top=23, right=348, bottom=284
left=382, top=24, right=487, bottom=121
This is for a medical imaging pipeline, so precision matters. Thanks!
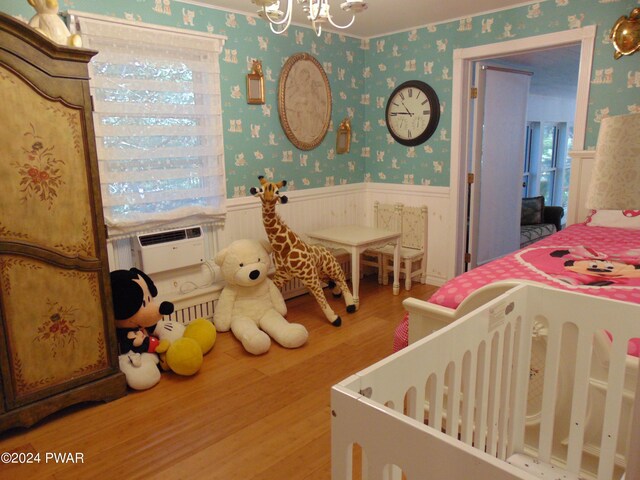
left=27, top=0, right=82, bottom=47
left=214, top=239, right=308, bottom=355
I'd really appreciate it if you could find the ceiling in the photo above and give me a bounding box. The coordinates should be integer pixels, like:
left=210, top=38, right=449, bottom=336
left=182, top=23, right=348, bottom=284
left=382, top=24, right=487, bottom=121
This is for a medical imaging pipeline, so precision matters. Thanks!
left=491, top=45, right=581, bottom=97
left=196, top=0, right=581, bottom=99
left=197, top=0, right=530, bottom=38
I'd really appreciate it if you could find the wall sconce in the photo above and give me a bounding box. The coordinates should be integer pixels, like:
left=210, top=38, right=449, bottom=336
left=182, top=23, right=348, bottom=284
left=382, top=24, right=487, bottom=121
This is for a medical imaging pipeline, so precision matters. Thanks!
left=336, top=117, right=351, bottom=154
left=246, top=60, right=265, bottom=104
left=611, top=8, right=640, bottom=59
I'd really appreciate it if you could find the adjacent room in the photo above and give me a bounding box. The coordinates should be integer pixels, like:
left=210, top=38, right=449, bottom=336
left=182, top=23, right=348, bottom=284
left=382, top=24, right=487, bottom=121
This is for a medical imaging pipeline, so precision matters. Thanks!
left=0, top=0, right=639, bottom=479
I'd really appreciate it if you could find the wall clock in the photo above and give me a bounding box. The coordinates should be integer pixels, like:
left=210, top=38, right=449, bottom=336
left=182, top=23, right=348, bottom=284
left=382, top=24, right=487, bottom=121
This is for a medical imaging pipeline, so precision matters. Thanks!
left=385, top=80, right=440, bottom=146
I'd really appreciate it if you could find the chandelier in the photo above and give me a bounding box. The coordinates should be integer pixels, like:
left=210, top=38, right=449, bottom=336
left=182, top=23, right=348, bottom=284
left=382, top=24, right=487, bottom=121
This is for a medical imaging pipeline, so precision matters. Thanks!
left=252, top=0, right=368, bottom=36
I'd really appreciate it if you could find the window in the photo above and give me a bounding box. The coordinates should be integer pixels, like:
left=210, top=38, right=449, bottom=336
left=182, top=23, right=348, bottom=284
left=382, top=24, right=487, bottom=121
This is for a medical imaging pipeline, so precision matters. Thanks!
left=560, top=126, right=574, bottom=214
left=522, top=124, right=534, bottom=197
left=71, top=13, right=226, bottom=239
left=539, top=123, right=558, bottom=204
left=523, top=121, right=572, bottom=217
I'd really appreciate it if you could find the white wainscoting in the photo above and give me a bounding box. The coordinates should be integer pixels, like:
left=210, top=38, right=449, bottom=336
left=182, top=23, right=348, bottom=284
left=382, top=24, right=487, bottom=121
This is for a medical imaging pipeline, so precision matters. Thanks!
left=218, top=182, right=366, bottom=248
left=219, top=181, right=451, bottom=287
left=362, top=182, right=451, bottom=286
left=108, top=181, right=453, bottom=308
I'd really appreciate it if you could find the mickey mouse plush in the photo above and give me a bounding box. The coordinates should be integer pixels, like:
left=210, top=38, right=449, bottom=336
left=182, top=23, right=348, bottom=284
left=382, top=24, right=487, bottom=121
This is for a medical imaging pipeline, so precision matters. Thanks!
left=110, top=268, right=175, bottom=354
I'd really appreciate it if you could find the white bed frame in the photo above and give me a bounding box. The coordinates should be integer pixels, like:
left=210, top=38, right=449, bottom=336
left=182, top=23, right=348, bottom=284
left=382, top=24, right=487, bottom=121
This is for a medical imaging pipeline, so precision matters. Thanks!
left=332, top=284, right=640, bottom=480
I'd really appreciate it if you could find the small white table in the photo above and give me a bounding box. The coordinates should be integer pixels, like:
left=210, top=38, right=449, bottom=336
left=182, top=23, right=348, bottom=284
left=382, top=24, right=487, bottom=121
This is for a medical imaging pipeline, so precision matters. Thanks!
left=306, top=225, right=401, bottom=307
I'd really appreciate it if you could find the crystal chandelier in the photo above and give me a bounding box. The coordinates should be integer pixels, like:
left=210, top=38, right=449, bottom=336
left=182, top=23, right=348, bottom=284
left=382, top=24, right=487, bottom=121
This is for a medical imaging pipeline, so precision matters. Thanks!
left=252, top=0, right=368, bottom=36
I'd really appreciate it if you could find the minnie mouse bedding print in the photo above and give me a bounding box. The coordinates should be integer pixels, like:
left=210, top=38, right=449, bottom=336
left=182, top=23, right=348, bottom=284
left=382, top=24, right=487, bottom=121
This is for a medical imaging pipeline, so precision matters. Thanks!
left=430, top=223, right=640, bottom=309
left=420, top=220, right=640, bottom=356
left=514, top=244, right=640, bottom=288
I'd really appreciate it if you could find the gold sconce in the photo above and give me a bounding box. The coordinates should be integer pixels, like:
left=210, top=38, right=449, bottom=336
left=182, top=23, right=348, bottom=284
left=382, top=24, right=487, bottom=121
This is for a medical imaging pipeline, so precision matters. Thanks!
left=611, top=8, right=640, bottom=59
left=336, top=117, right=351, bottom=154
left=246, top=60, right=265, bottom=104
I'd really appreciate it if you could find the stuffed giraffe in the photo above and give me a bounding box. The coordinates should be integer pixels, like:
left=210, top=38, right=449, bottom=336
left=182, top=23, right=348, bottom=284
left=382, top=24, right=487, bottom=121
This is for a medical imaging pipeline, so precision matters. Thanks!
left=251, top=176, right=355, bottom=326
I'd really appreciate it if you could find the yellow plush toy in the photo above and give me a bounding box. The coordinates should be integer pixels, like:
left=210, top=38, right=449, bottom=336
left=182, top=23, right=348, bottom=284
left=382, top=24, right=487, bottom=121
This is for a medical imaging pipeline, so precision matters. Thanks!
left=184, top=318, right=217, bottom=354
left=155, top=318, right=216, bottom=376
left=27, top=0, right=82, bottom=47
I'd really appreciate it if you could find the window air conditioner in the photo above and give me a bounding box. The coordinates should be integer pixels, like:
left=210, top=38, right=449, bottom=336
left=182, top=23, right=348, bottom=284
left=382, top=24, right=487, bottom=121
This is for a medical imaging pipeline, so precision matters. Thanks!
left=133, top=226, right=205, bottom=274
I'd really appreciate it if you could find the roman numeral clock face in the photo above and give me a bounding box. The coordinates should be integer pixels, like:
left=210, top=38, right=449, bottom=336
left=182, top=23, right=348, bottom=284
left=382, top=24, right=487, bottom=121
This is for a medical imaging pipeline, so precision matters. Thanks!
left=385, top=80, right=440, bottom=147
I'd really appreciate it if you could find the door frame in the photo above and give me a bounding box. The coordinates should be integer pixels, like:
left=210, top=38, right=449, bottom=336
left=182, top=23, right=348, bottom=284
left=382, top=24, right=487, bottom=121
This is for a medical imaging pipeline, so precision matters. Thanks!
left=448, top=26, right=596, bottom=277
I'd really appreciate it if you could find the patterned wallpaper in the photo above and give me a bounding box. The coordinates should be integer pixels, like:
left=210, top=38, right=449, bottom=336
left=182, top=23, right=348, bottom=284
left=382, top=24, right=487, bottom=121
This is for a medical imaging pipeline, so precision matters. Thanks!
left=3, top=0, right=639, bottom=196
left=364, top=0, right=640, bottom=187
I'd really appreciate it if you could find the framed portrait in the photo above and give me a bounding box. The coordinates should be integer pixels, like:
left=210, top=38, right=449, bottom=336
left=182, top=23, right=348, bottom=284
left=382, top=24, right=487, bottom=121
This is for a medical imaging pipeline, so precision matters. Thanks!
left=336, top=117, right=351, bottom=154
left=246, top=60, right=265, bottom=104
left=278, top=53, right=332, bottom=151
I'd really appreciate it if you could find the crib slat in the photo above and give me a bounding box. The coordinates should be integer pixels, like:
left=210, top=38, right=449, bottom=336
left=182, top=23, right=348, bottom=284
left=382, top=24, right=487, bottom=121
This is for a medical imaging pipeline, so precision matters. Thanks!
left=487, top=332, right=504, bottom=456
left=414, top=382, right=426, bottom=424
left=367, top=457, right=384, bottom=480
left=596, top=334, right=629, bottom=480
left=497, top=324, right=514, bottom=460
left=461, top=350, right=476, bottom=446
left=475, top=340, right=490, bottom=452
left=506, top=316, right=534, bottom=458
left=564, top=326, right=594, bottom=472
left=431, top=373, right=444, bottom=432
left=537, top=320, right=563, bottom=462
left=446, top=360, right=461, bottom=439
left=403, top=387, right=416, bottom=422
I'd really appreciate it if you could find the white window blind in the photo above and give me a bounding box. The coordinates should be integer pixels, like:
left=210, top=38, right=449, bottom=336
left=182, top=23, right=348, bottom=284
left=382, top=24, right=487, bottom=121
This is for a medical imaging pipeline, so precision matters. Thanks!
left=70, top=13, right=227, bottom=239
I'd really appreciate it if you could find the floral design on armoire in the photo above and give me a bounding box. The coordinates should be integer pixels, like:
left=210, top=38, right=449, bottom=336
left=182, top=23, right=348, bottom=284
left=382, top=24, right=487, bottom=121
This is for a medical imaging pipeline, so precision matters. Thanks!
left=12, top=126, right=66, bottom=209
left=34, top=300, right=87, bottom=357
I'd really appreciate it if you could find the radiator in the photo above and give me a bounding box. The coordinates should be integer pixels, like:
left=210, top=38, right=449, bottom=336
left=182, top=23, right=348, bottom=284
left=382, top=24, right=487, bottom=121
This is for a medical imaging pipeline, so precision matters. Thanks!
left=167, top=299, right=216, bottom=325
left=166, top=250, right=352, bottom=324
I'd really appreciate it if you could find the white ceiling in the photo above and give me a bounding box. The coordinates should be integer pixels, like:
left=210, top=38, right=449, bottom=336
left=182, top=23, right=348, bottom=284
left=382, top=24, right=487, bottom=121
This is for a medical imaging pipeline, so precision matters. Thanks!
left=195, top=0, right=580, bottom=99
left=490, top=45, right=582, bottom=97
left=195, top=0, right=531, bottom=38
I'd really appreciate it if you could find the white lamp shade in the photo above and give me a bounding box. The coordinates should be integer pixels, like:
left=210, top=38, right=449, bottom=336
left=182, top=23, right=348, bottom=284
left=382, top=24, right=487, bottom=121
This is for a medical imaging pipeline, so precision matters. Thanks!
left=586, top=112, right=640, bottom=210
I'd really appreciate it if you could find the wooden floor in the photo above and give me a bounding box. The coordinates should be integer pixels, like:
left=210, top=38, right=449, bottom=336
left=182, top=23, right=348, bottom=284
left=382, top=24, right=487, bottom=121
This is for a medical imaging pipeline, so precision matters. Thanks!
left=0, top=275, right=437, bottom=480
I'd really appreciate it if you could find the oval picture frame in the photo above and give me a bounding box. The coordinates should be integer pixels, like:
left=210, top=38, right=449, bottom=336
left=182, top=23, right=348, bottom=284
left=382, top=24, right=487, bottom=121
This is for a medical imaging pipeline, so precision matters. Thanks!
left=278, top=53, right=332, bottom=151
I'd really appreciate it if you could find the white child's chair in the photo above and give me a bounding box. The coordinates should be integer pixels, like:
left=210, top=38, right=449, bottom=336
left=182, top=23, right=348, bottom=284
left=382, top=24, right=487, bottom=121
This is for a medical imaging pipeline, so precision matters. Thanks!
left=381, top=205, right=428, bottom=290
left=360, top=202, right=403, bottom=284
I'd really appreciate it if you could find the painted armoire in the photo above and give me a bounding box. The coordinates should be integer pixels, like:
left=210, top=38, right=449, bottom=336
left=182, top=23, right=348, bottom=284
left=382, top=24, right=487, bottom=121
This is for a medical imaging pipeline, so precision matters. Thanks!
left=0, top=12, right=126, bottom=431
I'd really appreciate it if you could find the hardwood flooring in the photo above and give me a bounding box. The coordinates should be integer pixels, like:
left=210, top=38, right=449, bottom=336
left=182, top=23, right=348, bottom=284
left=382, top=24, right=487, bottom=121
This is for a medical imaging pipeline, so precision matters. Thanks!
left=0, top=275, right=436, bottom=480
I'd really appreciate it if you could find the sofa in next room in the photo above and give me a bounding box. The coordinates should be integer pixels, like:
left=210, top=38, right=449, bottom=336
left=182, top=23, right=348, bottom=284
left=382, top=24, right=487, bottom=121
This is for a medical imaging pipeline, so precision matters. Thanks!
left=520, top=196, right=565, bottom=248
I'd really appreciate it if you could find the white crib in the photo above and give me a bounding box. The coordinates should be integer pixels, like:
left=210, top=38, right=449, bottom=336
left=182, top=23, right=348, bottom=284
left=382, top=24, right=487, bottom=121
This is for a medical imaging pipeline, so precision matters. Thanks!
left=332, top=284, right=640, bottom=480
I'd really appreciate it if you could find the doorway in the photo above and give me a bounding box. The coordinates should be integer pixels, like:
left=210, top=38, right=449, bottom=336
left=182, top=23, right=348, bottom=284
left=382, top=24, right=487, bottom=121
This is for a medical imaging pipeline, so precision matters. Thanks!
left=448, top=26, right=596, bottom=278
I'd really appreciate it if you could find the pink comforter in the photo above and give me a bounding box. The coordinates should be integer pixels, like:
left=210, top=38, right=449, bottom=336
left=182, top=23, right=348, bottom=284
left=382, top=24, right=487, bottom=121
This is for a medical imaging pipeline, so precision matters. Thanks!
left=430, top=224, right=640, bottom=308
left=394, top=224, right=640, bottom=354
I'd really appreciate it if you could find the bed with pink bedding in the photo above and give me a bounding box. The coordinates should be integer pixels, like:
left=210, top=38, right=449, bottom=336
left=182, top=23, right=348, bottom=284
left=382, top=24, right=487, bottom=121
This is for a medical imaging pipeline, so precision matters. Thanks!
left=396, top=210, right=640, bottom=353
left=432, top=223, right=640, bottom=308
